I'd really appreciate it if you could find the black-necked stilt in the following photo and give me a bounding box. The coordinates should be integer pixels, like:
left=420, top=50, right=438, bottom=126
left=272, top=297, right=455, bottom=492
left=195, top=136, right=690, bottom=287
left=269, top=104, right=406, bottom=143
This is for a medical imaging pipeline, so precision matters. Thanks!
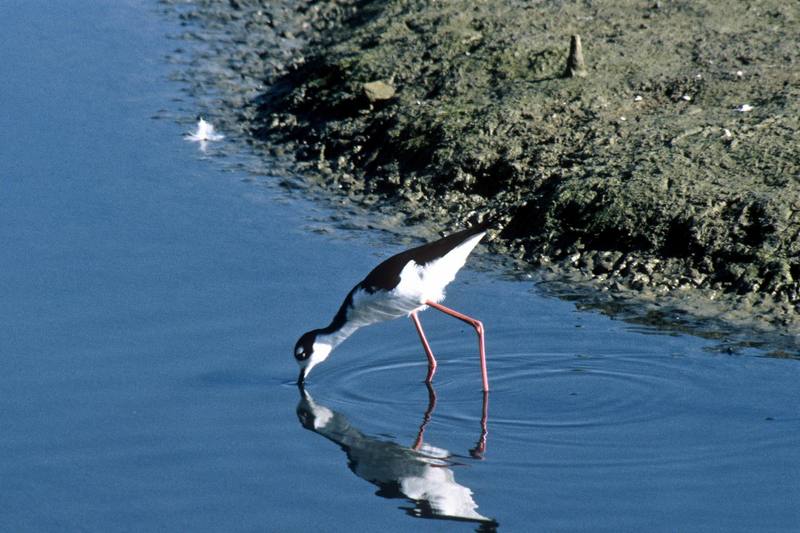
left=294, top=219, right=493, bottom=391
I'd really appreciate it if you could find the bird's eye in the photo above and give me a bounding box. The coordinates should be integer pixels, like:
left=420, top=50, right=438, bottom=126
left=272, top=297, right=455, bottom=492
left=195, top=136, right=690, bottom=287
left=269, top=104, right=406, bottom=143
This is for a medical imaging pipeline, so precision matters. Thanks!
left=294, top=348, right=308, bottom=360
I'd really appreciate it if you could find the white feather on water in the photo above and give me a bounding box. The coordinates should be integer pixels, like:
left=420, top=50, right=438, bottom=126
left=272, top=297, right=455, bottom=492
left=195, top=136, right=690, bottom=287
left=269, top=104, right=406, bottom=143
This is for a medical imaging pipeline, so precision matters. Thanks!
left=185, top=117, right=224, bottom=142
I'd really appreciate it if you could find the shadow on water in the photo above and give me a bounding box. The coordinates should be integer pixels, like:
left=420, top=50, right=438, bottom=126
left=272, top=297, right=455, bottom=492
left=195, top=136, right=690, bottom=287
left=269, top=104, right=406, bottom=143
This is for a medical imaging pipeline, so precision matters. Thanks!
left=296, top=385, right=498, bottom=531
left=529, top=277, right=800, bottom=359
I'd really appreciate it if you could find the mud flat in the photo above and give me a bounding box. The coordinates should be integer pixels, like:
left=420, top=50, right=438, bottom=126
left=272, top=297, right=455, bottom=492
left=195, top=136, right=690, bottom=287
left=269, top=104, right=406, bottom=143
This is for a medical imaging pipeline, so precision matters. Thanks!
left=165, top=0, right=800, bottom=347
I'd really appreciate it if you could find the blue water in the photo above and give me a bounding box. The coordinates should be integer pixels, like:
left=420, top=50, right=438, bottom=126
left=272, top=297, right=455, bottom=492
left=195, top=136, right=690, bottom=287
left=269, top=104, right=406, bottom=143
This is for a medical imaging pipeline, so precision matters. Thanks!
left=1, top=1, right=798, bottom=531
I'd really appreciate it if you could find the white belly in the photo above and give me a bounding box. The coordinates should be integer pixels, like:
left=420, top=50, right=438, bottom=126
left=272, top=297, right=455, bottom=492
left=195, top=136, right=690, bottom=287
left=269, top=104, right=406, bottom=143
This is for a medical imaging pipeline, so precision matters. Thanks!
left=347, top=286, right=424, bottom=327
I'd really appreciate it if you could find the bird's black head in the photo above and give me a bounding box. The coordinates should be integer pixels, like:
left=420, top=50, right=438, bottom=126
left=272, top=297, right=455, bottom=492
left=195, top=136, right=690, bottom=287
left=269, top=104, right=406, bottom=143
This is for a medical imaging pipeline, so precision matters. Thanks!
left=294, top=329, right=332, bottom=385
left=294, top=330, right=317, bottom=362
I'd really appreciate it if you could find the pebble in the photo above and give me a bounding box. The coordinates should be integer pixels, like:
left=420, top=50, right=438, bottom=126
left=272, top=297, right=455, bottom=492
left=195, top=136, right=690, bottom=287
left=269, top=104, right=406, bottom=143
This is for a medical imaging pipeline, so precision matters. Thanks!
left=362, top=80, right=396, bottom=102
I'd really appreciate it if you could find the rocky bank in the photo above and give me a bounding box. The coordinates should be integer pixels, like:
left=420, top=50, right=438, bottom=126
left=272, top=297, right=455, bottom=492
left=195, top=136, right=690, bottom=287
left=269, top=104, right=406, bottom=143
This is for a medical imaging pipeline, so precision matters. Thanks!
left=166, top=0, right=800, bottom=345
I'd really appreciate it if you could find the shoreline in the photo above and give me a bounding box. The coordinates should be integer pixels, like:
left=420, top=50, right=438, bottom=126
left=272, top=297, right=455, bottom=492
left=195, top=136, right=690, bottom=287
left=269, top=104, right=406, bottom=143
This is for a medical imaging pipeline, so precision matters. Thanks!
left=164, top=0, right=800, bottom=349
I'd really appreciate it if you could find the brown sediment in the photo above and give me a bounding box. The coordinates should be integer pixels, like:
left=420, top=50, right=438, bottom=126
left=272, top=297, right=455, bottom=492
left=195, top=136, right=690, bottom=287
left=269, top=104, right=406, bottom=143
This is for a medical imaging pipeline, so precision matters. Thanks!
left=164, top=0, right=800, bottom=348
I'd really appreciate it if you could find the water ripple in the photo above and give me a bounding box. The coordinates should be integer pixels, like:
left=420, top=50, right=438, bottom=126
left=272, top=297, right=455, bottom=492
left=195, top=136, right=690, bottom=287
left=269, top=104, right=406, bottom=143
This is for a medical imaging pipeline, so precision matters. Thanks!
left=303, top=344, right=800, bottom=472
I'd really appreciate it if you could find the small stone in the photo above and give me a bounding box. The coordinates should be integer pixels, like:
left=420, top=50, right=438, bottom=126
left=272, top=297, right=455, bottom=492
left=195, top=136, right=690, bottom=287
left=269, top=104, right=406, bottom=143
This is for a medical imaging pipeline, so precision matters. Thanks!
left=363, top=81, right=396, bottom=102
left=736, top=104, right=753, bottom=112
left=631, top=272, right=650, bottom=289
left=595, top=251, right=622, bottom=273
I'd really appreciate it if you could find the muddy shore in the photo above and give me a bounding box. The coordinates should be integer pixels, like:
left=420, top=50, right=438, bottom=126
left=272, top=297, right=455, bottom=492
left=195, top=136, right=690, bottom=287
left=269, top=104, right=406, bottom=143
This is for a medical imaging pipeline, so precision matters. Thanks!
left=164, top=0, right=800, bottom=345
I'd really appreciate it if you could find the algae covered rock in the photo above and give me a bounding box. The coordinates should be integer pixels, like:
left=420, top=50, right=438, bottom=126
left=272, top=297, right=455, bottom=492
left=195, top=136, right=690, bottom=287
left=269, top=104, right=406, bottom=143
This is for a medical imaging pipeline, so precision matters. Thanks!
left=362, top=80, right=395, bottom=102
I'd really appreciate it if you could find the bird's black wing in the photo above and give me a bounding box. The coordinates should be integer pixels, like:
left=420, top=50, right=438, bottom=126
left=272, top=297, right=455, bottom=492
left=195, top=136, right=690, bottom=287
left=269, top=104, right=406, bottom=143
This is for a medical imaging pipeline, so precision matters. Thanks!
left=359, top=219, right=493, bottom=293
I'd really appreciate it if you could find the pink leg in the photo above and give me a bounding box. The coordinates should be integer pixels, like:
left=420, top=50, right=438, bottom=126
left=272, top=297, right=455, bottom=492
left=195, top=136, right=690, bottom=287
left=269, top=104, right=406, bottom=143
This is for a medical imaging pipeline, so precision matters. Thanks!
left=470, top=391, right=489, bottom=459
left=425, top=300, right=489, bottom=392
left=410, top=311, right=437, bottom=383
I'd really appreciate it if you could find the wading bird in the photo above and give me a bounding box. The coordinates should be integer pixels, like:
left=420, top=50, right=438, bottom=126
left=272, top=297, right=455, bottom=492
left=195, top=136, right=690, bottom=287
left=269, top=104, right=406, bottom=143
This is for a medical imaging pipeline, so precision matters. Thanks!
left=294, top=219, right=493, bottom=391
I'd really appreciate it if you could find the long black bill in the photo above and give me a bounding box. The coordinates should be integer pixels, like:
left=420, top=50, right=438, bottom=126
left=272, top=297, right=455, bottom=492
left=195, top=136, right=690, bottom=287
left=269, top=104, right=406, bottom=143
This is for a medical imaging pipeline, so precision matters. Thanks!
left=297, top=368, right=306, bottom=386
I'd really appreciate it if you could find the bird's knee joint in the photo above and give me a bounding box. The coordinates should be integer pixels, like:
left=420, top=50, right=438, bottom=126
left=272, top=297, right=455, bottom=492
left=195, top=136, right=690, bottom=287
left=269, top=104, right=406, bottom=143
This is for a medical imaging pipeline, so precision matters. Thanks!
left=474, top=320, right=484, bottom=334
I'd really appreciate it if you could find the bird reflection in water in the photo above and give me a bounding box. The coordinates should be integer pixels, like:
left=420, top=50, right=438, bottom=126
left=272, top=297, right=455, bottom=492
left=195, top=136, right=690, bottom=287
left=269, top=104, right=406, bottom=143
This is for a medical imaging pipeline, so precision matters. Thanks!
left=296, top=385, right=497, bottom=530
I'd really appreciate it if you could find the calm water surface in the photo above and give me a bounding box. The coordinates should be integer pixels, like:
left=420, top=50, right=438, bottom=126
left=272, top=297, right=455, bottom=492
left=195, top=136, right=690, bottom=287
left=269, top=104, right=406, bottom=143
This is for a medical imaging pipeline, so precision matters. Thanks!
left=1, top=1, right=798, bottom=531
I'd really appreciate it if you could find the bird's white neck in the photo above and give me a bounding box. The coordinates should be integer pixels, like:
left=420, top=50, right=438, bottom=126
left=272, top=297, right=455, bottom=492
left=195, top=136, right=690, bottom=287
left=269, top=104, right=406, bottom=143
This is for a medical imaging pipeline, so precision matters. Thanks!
left=317, top=320, right=361, bottom=352
left=301, top=314, right=363, bottom=378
